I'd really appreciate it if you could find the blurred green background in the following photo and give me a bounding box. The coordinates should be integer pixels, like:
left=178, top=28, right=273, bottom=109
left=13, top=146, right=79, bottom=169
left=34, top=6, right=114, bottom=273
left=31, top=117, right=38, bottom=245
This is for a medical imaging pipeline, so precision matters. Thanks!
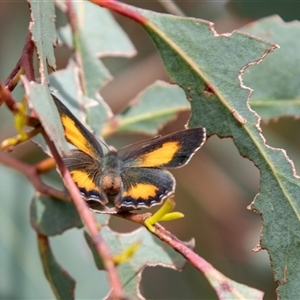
left=1, top=0, right=300, bottom=299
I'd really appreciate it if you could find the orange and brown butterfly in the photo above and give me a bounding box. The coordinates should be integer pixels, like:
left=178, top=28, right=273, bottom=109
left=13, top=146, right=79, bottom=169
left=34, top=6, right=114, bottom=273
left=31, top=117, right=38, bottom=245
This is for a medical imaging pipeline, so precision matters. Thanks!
left=53, top=96, right=206, bottom=214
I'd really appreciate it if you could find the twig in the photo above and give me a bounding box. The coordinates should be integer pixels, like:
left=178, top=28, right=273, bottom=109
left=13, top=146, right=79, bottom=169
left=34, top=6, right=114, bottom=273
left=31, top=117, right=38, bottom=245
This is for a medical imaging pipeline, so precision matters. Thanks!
left=4, top=32, right=35, bottom=91
left=90, top=0, right=146, bottom=23
left=120, top=211, right=212, bottom=272
left=43, top=129, right=126, bottom=299
left=35, top=157, right=57, bottom=174
left=0, top=84, right=40, bottom=128
left=0, top=152, right=71, bottom=202
left=0, top=83, right=18, bottom=112
left=63, top=1, right=125, bottom=297
left=118, top=212, right=246, bottom=298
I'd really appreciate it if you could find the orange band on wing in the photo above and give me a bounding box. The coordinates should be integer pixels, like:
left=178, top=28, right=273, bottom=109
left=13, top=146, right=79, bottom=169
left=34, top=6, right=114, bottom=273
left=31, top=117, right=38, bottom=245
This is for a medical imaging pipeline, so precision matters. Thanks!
left=70, top=169, right=99, bottom=193
left=61, top=115, right=95, bottom=158
left=138, top=141, right=180, bottom=167
left=123, top=183, right=158, bottom=199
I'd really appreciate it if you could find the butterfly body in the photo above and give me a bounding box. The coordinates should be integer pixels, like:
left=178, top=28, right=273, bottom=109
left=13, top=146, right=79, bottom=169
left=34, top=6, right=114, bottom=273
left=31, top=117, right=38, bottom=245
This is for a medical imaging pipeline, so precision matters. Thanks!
left=53, top=96, right=206, bottom=213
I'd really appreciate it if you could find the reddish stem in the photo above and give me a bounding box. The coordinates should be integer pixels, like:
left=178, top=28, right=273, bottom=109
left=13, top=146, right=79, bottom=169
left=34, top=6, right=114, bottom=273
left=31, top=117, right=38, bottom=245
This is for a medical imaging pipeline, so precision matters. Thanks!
left=43, top=131, right=125, bottom=299
left=90, top=0, right=147, bottom=24
left=0, top=152, right=71, bottom=202
left=4, top=32, right=35, bottom=91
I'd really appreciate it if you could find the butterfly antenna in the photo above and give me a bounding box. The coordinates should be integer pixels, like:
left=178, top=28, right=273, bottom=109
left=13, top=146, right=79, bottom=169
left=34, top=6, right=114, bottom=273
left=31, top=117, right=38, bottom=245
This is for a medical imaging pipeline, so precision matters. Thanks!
left=118, top=134, right=161, bottom=152
left=97, top=136, right=111, bottom=152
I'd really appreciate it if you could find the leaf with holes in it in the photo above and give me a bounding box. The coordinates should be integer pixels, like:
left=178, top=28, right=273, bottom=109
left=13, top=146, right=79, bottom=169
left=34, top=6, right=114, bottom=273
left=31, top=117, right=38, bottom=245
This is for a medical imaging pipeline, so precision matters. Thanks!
left=102, top=80, right=190, bottom=137
left=241, top=15, right=300, bottom=120
left=28, top=0, right=57, bottom=83
left=84, top=217, right=188, bottom=300
left=37, top=234, right=76, bottom=299
left=23, top=78, right=69, bottom=156
left=94, top=3, right=289, bottom=297
left=31, top=194, right=83, bottom=236
left=122, top=6, right=300, bottom=299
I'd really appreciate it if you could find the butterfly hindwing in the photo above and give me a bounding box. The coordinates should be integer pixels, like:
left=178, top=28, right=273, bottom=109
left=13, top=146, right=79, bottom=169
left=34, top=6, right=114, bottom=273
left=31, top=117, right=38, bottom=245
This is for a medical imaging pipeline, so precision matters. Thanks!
left=119, top=167, right=175, bottom=208
left=121, top=128, right=206, bottom=169
left=52, top=95, right=103, bottom=160
left=63, top=150, right=105, bottom=203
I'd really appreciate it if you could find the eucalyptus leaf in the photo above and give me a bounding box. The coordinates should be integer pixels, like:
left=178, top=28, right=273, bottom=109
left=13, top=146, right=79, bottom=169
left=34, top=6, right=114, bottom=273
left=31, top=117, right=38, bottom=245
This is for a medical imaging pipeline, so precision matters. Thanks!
left=38, top=234, right=75, bottom=299
left=124, top=7, right=300, bottom=298
left=31, top=194, right=83, bottom=236
left=85, top=219, right=187, bottom=299
left=28, top=0, right=56, bottom=83
left=107, top=5, right=292, bottom=298
left=23, top=78, right=69, bottom=156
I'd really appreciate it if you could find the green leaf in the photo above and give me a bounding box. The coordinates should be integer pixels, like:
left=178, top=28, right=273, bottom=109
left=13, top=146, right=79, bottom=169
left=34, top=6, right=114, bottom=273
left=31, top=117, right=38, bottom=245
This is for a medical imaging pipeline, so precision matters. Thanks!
left=37, top=234, right=75, bottom=299
left=104, top=5, right=282, bottom=298
left=22, top=78, right=69, bottom=156
left=102, top=80, right=190, bottom=136
left=205, top=268, right=263, bottom=299
left=56, top=0, right=136, bottom=57
left=120, top=7, right=300, bottom=298
left=28, top=0, right=56, bottom=83
left=241, top=15, right=300, bottom=120
left=83, top=231, right=105, bottom=270
left=30, top=194, right=83, bottom=236
left=85, top=217, right=187, bottom=299
left=74, top=32, right=112, bottom=99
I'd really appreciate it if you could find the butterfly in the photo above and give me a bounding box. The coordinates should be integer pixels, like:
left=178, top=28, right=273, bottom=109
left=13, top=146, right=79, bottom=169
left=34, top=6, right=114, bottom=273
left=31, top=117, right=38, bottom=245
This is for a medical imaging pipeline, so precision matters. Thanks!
left=53, top=96, right=206, bottom=214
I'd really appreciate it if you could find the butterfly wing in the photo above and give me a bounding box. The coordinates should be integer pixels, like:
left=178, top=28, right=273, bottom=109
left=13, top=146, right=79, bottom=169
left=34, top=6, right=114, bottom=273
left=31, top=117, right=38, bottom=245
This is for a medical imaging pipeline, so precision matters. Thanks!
left=52, top=95, right=103, bottom=159
left=121, top=128, right=206, bottom=169
left=119, top=167, right=175, bottom=208
left=53, top=96, right=108, bottom=205
left=63, top=149, right=104, bottom=201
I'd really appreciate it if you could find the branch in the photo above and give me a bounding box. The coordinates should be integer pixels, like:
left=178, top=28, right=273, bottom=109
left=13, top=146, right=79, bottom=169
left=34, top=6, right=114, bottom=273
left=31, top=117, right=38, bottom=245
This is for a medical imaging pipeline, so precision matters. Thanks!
left=90, top=0, right=146, bottom=23
left=4, top=31, right=35, bottom=92
left=0, top=151, right=71, bottom=202
left=118, top=212, right=247, bottom=299
left=42, top=130, right=126, bottom=299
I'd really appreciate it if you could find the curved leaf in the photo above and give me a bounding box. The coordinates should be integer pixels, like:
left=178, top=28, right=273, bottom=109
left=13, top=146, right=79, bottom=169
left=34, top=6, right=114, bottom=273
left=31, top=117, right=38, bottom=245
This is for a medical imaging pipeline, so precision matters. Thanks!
left=31, top=194, right=83, bottom=236
left=23, top=78, right=69, bottom=156
left=38, top=234, right=75, bottom=299
left=125, top=8, right=299, bottom=299
left=85, top=217, right=188, bottom=300
left=95, top=4, right=300, bottom=298
left=28, top=0, right=56, bottom=83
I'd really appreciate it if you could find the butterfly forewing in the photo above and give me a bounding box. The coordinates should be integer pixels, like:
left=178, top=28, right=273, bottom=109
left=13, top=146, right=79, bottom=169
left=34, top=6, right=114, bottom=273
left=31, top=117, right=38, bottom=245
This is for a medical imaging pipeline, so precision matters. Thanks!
left=121, top=128, right=206, bottom=169
left=53, top=95, right=104, bottom=160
